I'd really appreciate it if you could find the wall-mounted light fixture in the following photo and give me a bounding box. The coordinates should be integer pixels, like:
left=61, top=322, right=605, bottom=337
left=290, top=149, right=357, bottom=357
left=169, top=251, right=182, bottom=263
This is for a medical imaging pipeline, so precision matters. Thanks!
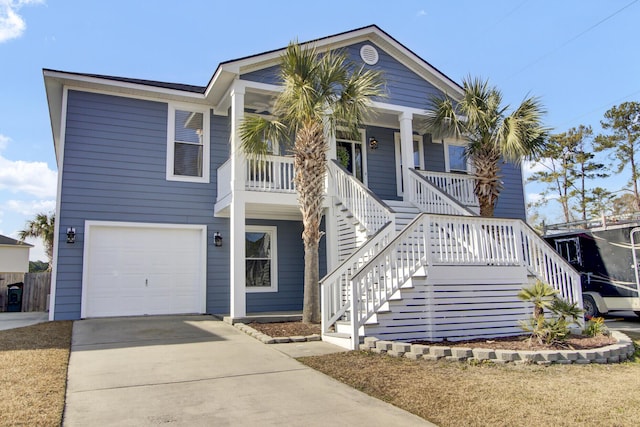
left=369, top=136, right=378, bottom=150
left=213, top=232, right=223, bottom=247
left=66, top=227, right=76, bottom=244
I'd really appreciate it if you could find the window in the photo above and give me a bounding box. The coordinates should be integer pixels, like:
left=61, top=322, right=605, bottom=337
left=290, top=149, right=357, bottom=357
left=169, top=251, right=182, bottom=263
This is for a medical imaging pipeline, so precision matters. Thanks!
left=555, top=237, right=582, bottom=265
left=336, top=130, right=367, bottom=184
left=167, top=104, right=210, bottom=182
left=246, top=226, right=277, bottom=292
left=444, top=140, right=469, bottom=173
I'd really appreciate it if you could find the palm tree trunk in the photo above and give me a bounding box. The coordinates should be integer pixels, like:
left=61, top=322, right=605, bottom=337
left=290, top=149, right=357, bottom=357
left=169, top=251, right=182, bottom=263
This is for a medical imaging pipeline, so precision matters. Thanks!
left=294, top=121, right=326, bottom=324
left=472, top=147, right=502, bottom=217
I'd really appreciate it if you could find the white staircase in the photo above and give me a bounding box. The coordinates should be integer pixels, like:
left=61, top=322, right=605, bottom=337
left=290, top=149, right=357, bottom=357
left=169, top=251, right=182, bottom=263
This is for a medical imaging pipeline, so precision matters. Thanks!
left=384, top=200, right=421, bottom=231
left=321, top=164, right=583, bottom=350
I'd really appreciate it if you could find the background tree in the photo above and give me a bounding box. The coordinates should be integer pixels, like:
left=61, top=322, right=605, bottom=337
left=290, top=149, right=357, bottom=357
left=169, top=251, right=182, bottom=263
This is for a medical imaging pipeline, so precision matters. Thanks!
left=569, top=126, right=608, bottom=221
left=18, top=213, right=55, bottom=271
left=239, top=42, right=385, bottom=323
left=528, top=125, right=607, bottom=223
left=527, top=135, right=577, bottom=223
left=594, top=101, right=640, bottom=210
left=611, top=192, right=637, bottom=216
left=425, top=77, right=548, bottom=217
left=584, top=187, right=613, bottom=219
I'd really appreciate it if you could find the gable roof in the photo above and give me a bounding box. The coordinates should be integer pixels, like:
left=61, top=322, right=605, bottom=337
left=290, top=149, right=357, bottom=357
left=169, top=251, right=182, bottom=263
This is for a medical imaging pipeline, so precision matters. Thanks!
left=44, top=25, right=464, bottom=159
left=205, top=24, right=464, bottom=106
left=0, top=234, right=33, bottom=248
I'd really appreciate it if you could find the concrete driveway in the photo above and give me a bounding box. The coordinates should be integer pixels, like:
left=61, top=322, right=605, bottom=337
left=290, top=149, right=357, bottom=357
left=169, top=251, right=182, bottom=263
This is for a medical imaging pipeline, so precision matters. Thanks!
left=64, top=315, right=431, bottom=426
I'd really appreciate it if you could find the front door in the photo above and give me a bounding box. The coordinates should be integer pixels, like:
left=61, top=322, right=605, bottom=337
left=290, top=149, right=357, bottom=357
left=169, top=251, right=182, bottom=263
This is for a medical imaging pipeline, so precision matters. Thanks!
left=336, top=130, right=367, bottom=184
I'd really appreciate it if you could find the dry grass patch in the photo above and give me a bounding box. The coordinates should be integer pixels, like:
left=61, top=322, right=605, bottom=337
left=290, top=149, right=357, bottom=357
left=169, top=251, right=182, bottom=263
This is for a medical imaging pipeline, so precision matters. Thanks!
left=0, top=321, right=73, bottom=427
left=300, top=341, right=640, bottom=427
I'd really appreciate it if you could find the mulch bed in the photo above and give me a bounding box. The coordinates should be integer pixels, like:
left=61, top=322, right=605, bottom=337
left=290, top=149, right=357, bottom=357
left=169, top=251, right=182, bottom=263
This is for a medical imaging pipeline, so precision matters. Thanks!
left=247, top=322, right=616, bottom=351
left=248, top=321, right=321, bottom=337
left=411, top=334, right=617, bottom=351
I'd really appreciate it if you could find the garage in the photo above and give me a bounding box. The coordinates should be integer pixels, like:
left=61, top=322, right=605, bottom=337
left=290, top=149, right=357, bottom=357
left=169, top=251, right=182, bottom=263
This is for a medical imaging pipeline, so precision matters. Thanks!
left=81, top=221, right=207, bottom=318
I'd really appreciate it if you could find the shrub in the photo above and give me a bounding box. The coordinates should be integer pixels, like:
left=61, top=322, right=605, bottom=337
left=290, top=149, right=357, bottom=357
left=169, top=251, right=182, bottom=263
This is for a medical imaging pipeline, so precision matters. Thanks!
left=583, top=316, right=608, bottom=337
left=518, top=281, right=583, bottom=346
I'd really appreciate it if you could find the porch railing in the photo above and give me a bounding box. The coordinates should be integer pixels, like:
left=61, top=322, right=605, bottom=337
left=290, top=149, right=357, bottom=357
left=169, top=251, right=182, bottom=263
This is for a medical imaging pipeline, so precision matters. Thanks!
left=418, top=170, right=479, bottom=209
left=407, top=169, right=475, bottom=216
left=326, top=213, right=582, bottom=349
left=328, top=159, right=394, bottom=235
left=245, top=155, right=296, bottom=193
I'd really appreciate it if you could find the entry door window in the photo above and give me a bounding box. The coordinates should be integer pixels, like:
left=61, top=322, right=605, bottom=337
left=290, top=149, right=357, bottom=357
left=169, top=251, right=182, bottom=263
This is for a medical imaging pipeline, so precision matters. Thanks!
left=336, top=131, right=366, bottom=183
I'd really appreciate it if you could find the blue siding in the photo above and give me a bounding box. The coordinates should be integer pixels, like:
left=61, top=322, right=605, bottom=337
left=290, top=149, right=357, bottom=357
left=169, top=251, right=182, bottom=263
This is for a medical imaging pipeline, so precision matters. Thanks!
left=245, top=218, right=327, bottom=313
left=494, top=163, right=526, bottom=220
left=246, top=219, right=304, bottom=313
left=55, top=90, right=231, bottom=319
left=365, top=126, right=400, bottom=201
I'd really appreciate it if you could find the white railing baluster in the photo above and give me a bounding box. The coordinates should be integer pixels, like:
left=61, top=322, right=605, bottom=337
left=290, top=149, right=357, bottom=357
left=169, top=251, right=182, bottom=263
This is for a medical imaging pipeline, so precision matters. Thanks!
left=244, top=155, right=296, bottom=193
left=417, top=170, right=479, bottom=209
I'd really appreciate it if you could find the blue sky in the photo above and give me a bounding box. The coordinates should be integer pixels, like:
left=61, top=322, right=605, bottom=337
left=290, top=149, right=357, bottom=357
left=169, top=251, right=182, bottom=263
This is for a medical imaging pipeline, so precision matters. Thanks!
left=1, top=0, right=638, bottom=260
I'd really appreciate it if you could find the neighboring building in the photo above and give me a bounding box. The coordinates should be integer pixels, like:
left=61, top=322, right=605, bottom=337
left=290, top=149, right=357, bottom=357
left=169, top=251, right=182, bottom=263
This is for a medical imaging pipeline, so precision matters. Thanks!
left=0, top=234, right=32, bottom=273
left=43, top=25, right=580, bottom=349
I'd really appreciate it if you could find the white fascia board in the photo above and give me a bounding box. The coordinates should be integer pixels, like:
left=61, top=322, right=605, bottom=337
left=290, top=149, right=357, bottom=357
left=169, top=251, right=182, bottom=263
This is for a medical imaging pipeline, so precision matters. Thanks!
left=43, top=70, right=206, bottom=101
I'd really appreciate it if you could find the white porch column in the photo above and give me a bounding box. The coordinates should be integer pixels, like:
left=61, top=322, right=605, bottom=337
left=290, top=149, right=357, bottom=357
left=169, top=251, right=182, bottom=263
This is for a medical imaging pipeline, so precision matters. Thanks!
left=230, top=83, right=246, bottom=318
left=399, top=112, right=414, bottom=202
left=323, top=116, right=338, bottom=271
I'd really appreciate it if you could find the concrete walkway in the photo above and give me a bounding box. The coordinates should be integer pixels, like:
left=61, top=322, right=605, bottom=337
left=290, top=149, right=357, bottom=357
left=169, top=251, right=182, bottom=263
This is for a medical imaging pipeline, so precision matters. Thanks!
left=0, top=312, right=48, bottom=331
left=64, top=315, right=432, bottom=426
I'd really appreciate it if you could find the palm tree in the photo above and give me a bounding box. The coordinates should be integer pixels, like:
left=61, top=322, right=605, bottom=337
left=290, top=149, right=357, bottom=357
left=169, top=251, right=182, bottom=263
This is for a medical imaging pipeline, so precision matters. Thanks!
left=425, top=76, right=548, bottom=217
left=18, top=212, right=55, bottom=271
left=239, top=42, right=385, bottom=323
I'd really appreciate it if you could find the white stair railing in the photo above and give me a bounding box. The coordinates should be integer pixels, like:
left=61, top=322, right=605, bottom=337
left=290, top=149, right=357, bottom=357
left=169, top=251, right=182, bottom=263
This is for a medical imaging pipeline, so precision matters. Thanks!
left=320, top=222, right=395, bottom=337
left=418, top=170, right=479, bottom=208
left=408, top=169, right=475, bottom=216
left=342, top=214, right=582, bottom=349
left=519, top=224, right=583, bottom=306
left=329, top=160, right=394, bottom=234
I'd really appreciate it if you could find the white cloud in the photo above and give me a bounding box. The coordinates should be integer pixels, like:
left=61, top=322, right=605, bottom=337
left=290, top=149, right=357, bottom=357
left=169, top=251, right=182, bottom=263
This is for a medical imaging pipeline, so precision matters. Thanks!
left=0, top=155, right=57, bottom=198
left=0, top=136, right=56, bottom=199
left=522, top=158, right=553, bottom=177
left=417, top=9, right=427, bottom=17
left=0, top=0, right=44, bottom=43
left=5, top=199, right=55, bottom=215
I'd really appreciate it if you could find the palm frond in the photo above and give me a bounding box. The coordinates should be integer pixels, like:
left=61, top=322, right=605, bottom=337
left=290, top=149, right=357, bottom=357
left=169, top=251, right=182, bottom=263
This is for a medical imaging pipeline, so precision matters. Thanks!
left=239, top=115, right=288, bottom=159
left=498, top=95, right=549, bottom=162
left=424, top=92, right=466, bottom=140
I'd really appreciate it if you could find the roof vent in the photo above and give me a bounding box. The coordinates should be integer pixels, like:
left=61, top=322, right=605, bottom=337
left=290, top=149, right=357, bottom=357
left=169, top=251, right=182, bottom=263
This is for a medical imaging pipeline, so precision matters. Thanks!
left=360, top=44, right=379, bottom=65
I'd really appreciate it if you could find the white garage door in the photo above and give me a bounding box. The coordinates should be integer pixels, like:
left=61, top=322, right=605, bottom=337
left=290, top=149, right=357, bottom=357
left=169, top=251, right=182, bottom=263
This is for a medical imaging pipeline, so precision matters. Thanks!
left=82, top=222, right=206, bottom=318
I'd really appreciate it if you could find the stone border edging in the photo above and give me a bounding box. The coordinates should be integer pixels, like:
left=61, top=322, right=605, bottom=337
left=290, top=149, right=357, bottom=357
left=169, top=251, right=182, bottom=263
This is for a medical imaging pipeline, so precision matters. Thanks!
left=233, top=322, right=321, bottom=344
left=359, top=331, right=636, bottom=365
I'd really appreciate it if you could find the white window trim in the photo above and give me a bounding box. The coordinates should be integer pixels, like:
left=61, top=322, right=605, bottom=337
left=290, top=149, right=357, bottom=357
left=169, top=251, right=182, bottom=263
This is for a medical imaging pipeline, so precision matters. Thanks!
left=166, top=103, right=211, bottom=183
left=394, top=132, right=424, bottom=196
left=443, top=138, right=471, bottom=173
left=335, top=128, right=368, bottom=185
left=245, top=225, right=278, bottom=293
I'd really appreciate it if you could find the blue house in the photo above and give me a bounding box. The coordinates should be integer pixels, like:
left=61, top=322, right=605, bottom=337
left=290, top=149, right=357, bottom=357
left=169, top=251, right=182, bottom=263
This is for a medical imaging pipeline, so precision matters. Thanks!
left=44, top=25, right=581, bottom=349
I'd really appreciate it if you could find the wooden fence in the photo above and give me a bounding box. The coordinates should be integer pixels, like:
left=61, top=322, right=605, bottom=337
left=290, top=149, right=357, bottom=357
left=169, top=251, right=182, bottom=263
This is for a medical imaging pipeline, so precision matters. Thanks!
left=0, top=272, right=51, bottom=312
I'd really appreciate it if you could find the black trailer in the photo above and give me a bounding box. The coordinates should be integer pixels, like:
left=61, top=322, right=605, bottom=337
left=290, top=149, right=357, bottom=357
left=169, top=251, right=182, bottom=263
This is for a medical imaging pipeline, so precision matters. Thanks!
left=543, top=216, right=640, bottom=318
